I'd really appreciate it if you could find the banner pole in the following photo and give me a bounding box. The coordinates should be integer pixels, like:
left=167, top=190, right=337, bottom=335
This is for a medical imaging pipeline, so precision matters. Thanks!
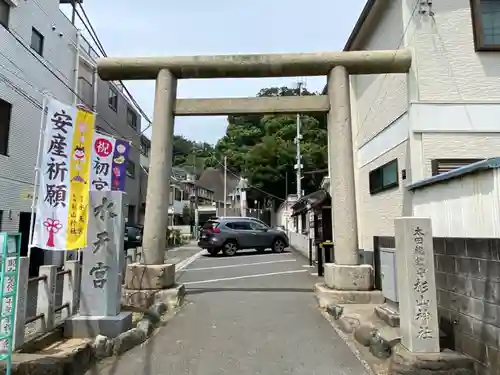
left=28, top=95, right=48, bottom=259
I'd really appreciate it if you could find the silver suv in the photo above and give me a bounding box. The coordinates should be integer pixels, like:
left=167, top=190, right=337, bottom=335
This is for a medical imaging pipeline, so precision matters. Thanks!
left=198, top=218, right=289, bottom=256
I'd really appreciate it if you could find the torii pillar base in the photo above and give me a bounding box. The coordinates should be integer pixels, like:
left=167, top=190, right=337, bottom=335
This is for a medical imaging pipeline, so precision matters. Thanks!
left=122, top=263, right=186, bottom=309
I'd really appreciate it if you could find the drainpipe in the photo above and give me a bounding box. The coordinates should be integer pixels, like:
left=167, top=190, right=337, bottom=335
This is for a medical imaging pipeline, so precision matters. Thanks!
left=73, top=29, right=81, bottom=105
left=92, top=67, right=98, bottom=111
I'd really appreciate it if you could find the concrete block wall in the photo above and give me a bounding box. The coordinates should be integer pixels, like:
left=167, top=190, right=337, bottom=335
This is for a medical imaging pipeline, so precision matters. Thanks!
left=434, top=237, right=500, bottom=375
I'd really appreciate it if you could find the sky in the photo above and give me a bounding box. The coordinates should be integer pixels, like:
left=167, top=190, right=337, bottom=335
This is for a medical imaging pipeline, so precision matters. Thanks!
left=61, top=0, right=366, bottom=145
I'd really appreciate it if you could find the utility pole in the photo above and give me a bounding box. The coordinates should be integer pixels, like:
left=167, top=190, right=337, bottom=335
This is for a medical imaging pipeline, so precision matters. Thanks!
left=295, top=81, right=304, bottom=199
left=223, top=156, right=227, bottom=216
left=70, top=0, right=76, bottom=24
left=193, top=155, right=199, bottom=238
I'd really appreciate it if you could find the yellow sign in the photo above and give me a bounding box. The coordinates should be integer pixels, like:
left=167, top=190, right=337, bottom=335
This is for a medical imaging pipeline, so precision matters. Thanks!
left=65, top=107, right=95, bottom=249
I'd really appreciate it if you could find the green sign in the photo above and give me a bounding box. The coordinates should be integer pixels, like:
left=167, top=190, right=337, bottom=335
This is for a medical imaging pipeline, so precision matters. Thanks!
left=0, top=233, right=21, bottom=375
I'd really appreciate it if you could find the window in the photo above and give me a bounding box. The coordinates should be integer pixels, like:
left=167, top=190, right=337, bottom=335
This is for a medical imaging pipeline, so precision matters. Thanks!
left=108, top=86, right=118, bottom=111
left=369, top=159, right=398, bottom=194
left=430, top=158, right=483, bottom=176
left=0, top=0, right=10, bottom=29
left=249, top=222, right=268, bottom=231
left=174, top=189, right=182, bottom=201
left=141, top=138, right=150, bottom=157
left=127, top=106, right=137, bottom=130
left=126, top=160, right=135, bottom=178
left=30, top=27, right=44, bottom=56
left=0, top=98, right=12, bottom=156
left=203, top=221, right=219, bottom=230
left=226, top=221, right=252, bottom=230
left=471, top=0, right=500, bottom=50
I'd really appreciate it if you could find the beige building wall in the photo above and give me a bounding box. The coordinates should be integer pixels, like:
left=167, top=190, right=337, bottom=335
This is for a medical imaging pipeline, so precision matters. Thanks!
left=406, top=0, right=500, bottom=102
left=421, top=133, right=500, bottom=177
left=357, top=142, right=409, bottom=252
left=352, top=0, right=408, bottom=147
left=350, top=1, right=410, bottom=252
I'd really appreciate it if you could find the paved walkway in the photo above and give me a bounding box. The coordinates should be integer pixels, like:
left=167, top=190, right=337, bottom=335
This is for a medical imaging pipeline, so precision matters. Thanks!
left=88, top=247, right=367, bottom=375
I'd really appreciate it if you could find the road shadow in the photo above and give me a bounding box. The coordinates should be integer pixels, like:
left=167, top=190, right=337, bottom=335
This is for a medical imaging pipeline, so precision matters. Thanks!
left=186, top=286, right=312, bottom=295
left=201, top=249, right=291, bottom=258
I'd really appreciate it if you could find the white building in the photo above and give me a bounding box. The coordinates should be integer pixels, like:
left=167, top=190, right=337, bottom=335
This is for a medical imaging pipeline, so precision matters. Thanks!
left=322, top=0, right=500, bottom=254
left=0, top=0, right=78, bottom=251
left=276, top=194, right=298, bottom=232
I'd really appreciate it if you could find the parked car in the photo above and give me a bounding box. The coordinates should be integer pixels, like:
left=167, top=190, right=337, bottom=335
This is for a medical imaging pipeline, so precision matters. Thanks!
left=275, top=225, right=286, bottom=232
left=200, top=216, right=270, bottom=235
left=198, top=218, right=289, bottom=256
left=214, top=216, right=269, bottom=227
left=124, top=224, right=143, bottom=250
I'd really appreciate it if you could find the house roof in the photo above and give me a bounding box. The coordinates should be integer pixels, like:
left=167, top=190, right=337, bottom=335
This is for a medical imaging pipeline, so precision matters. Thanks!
left=197, top=168, right=240, bottom=202
left=407, top=158, right=500, bottom=191
left=344, top=0, right=377, bottom=52
left=322, top=0, right=377, bottom=94
left=291, top=189, right=330, bottom=217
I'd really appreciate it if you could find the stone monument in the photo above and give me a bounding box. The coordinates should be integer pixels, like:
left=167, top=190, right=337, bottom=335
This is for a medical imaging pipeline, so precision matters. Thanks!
left=391, top=217, right=475, bottom=375
left=64, top=191, right=132, bottom=338
left=394, top=217, right=439, bottom=353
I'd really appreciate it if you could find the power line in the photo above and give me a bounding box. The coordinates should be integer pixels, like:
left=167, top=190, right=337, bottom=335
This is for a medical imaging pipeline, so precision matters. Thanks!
left=0, top=27, right=146, bottom=156
left=74, top=4, right=153, bottom=129
left=208, top=153, right=286, bottom=202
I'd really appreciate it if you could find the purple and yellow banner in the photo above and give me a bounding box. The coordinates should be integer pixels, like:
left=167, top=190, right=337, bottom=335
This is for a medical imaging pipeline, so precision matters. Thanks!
left=111, top=139, right=131, bottom=191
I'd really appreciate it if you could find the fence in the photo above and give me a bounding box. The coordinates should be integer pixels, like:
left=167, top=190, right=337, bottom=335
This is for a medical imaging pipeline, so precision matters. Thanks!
left=12, top=257, right=80, bottom=349
left=289, top=231, right=313, bottom=260
left=12, top=239, right=177, bottom=349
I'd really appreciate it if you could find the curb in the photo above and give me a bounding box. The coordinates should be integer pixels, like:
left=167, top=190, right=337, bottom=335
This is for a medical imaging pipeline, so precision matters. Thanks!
left=319, top=308, right=376, bottom=375
left=5, top=301, right=185, bottom=375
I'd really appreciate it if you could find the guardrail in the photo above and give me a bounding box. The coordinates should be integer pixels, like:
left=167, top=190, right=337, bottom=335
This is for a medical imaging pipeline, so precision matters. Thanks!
left=12, top=258, right=81, bottom=349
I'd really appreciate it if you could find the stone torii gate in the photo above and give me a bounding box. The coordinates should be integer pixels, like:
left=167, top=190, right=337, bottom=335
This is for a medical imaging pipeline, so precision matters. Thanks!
left=97, top=49, right=411, bottom=299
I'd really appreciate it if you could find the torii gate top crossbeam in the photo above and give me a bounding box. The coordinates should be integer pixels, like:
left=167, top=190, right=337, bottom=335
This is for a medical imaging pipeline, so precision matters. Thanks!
left=96, top=49, right=412, bottom=81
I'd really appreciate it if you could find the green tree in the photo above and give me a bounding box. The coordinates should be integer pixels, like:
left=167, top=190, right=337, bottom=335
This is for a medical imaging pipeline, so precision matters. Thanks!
left=212, top=85, right=328, bottom=206
left=173, top=135, right=216, bottom=176
left=182, top=204, right=194, bottom=225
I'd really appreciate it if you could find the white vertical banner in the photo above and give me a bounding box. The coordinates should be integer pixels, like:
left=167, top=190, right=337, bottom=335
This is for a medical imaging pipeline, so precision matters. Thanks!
left=32, top=98, right=77, bottom=250
left=90, top=133, right=116, bottom=192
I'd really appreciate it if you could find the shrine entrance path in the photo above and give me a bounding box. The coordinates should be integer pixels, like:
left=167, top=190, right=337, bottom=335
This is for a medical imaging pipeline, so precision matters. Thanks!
left=87, top=248, right=368, bottom=375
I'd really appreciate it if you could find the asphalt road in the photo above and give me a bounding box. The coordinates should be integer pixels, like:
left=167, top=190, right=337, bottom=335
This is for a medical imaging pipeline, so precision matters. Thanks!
left=91, top=247, right=368, bottom=375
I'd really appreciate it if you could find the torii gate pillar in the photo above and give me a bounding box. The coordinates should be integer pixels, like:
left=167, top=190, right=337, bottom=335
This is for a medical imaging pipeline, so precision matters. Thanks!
left=141, top=69, right=177, bottom=265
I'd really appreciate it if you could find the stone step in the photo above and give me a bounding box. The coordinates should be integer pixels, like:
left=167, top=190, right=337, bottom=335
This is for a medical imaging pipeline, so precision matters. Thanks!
left=374, top=303, right=400, bottom=327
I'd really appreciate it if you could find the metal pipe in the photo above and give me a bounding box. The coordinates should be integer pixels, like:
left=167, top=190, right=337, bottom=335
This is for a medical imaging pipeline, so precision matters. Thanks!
left=317, top=243, right=324, bottom=277
left=25, top=313, right=44, bottom=325
left=56, top=269, right=71, bottom=277
left=73, top=29, right=81, bottom=105
left=27, top=95, right=48, bottom=260
left=27, top=274, right=47, bottom=284
left=54, top=302, right=70, bottom=313
left=223, top=156, right=227, bottom=216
